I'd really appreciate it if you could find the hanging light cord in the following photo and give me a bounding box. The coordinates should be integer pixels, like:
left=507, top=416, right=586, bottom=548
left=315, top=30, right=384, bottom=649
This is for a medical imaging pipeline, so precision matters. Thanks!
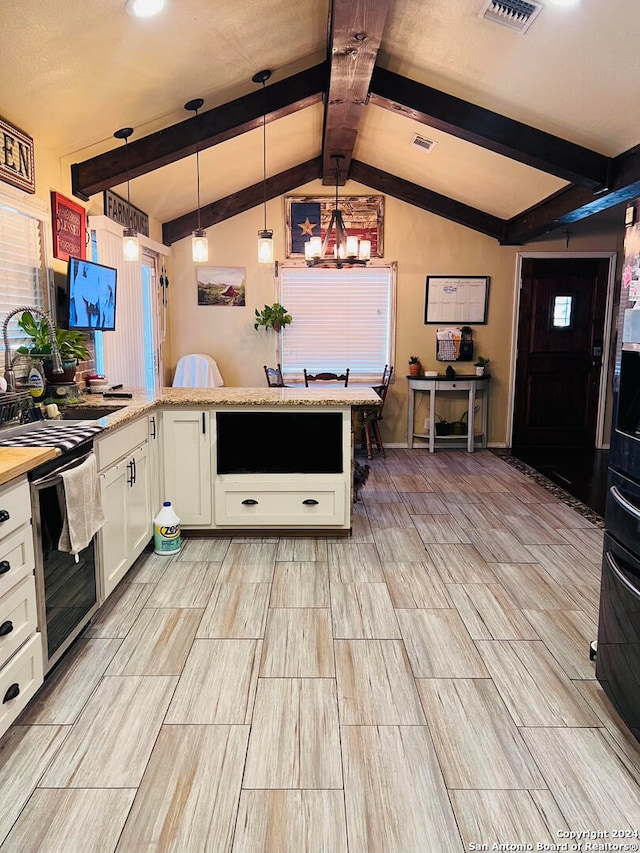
left=195, top=106, right=202, bottom=231
left=124, top=136, right=132, bottom=230
left=262, top=79, right=267, bottom=231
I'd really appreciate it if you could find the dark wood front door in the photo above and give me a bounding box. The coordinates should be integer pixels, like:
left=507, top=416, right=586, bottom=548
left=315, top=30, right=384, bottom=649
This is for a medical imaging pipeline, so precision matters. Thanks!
left=512, top=257, right=610, bottom=448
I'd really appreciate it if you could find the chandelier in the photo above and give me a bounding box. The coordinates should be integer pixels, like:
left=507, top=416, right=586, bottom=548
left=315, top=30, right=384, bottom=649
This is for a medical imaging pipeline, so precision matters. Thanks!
left=305, top=155, right=371, bottom=268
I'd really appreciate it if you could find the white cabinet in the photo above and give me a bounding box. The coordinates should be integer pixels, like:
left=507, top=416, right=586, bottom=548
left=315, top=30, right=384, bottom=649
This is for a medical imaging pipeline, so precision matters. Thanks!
left=0, top=477, right=43, bottom=738
left=162, top=409, right=212, bottom=526
left=214, top=478, right=347, bottom=526
left=96, top=418, right=152, bottom=600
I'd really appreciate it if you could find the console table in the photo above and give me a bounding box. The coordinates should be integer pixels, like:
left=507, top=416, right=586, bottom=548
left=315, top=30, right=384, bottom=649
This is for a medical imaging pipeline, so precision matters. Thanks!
left=407, top=375, right=490, bottom=452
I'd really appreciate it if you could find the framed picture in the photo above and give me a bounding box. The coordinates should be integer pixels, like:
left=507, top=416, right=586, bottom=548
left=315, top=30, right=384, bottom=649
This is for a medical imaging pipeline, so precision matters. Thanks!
left=425, top=276, right=490, bottom=324
left=196, top=267, right=245, bottom=306
left=51, top=191, right=86, bottom=261
left=285, top=195, right=384, bottom=258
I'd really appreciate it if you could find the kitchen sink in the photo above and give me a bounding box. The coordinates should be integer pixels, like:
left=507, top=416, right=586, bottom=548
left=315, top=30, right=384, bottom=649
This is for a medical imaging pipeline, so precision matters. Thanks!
left=60, top=405, right=126, bottom=420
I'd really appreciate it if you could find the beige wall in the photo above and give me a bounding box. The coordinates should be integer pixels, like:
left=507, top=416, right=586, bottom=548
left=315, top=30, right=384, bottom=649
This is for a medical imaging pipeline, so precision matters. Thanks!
left=167, top=177, right=624, bottom=447
left=16, top=138, right=624, bottom=448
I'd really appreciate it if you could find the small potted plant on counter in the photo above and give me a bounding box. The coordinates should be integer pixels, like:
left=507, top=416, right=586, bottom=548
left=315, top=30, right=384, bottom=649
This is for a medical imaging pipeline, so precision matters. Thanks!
left=254, top=303, right=292, bottom=332
left=408, top=355, right=421, bottom=377
left=17, top=310, right=91, bottom=382
left=474, top=356, right=490, bottom=376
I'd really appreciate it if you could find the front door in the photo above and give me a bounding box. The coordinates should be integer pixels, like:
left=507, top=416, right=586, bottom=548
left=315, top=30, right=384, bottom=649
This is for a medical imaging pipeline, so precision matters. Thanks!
left=512, top=257, right=610, bottom=448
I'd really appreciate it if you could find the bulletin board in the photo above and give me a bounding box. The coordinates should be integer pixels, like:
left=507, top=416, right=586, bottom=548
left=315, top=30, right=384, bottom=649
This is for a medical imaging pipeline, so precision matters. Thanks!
left=425, top=276, right=489, bottom=324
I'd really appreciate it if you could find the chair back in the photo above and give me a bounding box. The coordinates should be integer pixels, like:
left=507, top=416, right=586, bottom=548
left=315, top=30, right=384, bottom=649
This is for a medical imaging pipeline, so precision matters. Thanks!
left=376, top=364, right=394, bottom=414
left=173, top=354, right=224, bottom=387
left=304, top=369, right=350, bottom=387
left=264, top=364, right=285, bottom=387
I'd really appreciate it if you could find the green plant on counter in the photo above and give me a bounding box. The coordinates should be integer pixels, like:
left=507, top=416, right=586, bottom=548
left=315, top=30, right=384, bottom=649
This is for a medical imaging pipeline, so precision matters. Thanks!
left=253, top=303, right=292, bottom=332
left=17, top=311, right=91, bottom=363
left=408, top=355, right=420, bottom=364
left=474, top=356, right=490, bottom=367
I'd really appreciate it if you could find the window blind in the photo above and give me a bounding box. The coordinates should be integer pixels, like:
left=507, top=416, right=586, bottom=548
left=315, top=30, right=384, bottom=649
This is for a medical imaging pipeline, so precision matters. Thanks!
left=280, top=266, right=394, bottom=380
left=0, top=199, right=46, bottom=358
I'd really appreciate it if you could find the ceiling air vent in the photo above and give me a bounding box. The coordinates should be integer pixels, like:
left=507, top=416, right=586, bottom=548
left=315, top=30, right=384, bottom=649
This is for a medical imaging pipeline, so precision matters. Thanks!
left=477, top=0, right=543, bottom=34
left=411, top=134, right=437, bottom=153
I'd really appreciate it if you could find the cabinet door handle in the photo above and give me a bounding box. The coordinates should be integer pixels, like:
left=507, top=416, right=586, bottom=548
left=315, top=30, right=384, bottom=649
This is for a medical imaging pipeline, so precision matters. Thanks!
left=127, top=460, right=134, bottom=487
left=241, top=499, right=258, bottom=505
left=132, top=455, right=137, bottom=485
left=3, top=683, right=19, bottom=704
left=202, top=412, right=206, bottom=434
left=610, top=486, right=640, bottom=521
left=302, top=499, right=319, bottom=505
left=0, top=510, right=9, bottom=523
left=150, top=416, right=156, bottom=439
left=0, top=561, right=10, bottom=575
left=0, top=621, right=13, bottom=637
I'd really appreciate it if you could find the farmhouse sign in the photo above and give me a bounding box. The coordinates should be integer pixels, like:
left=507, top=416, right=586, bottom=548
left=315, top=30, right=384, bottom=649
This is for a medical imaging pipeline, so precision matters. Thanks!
left=104, top=189, right=149, bottom=237
left=0, top=117, right=35, bottom=194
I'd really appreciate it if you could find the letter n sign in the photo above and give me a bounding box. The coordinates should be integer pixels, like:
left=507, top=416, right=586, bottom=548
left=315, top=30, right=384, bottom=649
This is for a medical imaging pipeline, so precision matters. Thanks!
left=0, top=116, right=35, bottom=194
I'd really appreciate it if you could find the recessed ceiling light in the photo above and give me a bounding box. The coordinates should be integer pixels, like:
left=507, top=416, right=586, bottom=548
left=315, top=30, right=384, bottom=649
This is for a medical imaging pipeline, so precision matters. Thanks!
left=125, top=0, right=165, bottom=18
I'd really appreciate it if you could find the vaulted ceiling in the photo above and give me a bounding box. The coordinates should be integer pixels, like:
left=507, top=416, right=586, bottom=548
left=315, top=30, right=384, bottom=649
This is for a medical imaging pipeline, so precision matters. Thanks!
left=2, top=0, right=639, bottom=246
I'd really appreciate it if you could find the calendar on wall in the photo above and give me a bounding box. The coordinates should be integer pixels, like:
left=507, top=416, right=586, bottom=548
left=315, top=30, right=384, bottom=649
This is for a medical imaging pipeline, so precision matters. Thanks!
left=425, top=276, right=489, bottom=324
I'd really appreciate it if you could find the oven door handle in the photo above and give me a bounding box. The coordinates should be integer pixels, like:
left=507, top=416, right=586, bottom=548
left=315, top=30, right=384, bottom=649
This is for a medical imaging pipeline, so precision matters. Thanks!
left=31, top=452, right=94, bottom=488
left=610, top=485, right=640, bottom=522
left=605, top=550, right=640, bottom=600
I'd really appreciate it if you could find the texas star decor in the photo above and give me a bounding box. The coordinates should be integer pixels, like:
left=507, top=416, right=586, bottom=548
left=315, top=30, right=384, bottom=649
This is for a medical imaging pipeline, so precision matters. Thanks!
left=285, top=195, right=384, bottom=258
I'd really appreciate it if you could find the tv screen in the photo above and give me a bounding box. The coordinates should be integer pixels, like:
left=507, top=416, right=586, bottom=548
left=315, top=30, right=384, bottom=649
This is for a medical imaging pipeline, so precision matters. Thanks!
left=67, top=257, right=117, bottom=331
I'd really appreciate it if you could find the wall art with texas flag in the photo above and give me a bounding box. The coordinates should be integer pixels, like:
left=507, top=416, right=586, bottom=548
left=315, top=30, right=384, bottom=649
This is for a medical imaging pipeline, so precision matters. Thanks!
left=285, top=196, right=384, bottom=258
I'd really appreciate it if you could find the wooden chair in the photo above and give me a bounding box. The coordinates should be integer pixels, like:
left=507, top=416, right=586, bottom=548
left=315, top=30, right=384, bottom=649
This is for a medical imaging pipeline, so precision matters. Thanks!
left=303, top=368, right=350, bottom=387
left=263, top=364, right=286, bottom=387
left=361, top=364, right=394, bottom=459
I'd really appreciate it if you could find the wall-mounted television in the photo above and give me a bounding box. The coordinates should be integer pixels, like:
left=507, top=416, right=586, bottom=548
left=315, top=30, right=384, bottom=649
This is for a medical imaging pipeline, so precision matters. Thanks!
left=67, top=257, right=117, bottom=331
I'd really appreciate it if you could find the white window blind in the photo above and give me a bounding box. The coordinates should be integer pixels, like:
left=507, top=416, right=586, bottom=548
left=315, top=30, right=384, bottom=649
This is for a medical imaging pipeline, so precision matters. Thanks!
left=280, top=266, right=394, bottom=381
left=0, top=198, right=47, bottom=358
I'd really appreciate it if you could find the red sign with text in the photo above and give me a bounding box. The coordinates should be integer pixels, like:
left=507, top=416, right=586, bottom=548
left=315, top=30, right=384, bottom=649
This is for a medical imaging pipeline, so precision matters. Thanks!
left=51, top=191, right=86, bottom=262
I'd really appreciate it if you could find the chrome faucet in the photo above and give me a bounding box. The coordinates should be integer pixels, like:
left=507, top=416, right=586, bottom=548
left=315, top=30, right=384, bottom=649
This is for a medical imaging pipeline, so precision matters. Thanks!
left=2, top=306, right=63, bottom=392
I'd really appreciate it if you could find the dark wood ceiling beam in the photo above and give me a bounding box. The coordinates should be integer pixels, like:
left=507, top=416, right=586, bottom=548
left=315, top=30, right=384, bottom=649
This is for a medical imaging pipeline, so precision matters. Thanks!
left=503, top=144, right=640, bottom=244
left=162, top=157, right=322, bottom=245
left=322, top=0, right=392, bottom=184
left=350, top=160, right=506, bottom=241
left=71, top=64, right=328, bottom=200
left=369, top=67, right=610, bottom=190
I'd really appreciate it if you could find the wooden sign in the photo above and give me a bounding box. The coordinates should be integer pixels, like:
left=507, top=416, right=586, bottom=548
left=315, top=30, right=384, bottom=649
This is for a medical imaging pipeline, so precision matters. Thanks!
left=104, top=189, right=149, bottom=237
left=51, top=191, right=86, bottom=261
left=285, top=195, right=384, bottom=258
left=0, top=116, right=35, bottom=193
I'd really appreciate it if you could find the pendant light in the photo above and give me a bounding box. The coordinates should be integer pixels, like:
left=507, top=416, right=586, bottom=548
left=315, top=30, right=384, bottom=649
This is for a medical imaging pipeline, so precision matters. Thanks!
left=305, top=154, right=370, bottom=268
left=185, top=98, right=208, bottom=263
left=253, top=69, right=274, bottom=264
left=113, top=127, right=139, bottom=262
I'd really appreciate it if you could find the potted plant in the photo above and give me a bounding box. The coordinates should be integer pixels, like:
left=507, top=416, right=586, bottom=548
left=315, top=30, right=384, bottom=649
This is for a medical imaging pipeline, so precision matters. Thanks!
left=408, top=355, right=421, bottom=377
left=474, top=356, right=490, bottom=376
left=254, top=303, right=292, bottom=332
left=17, top=310, right=91, bottom=382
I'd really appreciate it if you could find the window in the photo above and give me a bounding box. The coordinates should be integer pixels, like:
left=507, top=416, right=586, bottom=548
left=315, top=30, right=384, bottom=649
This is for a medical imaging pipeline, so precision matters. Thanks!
left=552, top=295, right=573, bottom=328
left=279, top=265, right=395, bottom=381
left=0, top=187, right=49, bottom=360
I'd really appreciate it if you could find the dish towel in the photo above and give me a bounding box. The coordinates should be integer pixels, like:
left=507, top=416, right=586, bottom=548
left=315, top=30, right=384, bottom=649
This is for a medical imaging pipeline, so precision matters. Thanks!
left=58, top=452, right=105, bottom=558
left=172, top=354, right=225, bottom=387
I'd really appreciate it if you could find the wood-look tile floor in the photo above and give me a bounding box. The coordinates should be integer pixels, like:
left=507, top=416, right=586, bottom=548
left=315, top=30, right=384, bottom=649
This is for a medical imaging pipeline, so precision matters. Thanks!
left=3, top=449, right=640, bottom=853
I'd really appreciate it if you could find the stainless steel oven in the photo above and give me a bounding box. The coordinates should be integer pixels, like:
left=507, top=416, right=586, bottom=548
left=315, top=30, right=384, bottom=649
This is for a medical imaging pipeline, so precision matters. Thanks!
left=29, top=441, right=100, bottom=673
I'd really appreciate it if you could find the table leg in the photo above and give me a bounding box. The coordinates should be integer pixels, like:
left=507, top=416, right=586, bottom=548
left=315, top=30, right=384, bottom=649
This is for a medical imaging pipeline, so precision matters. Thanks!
left=468, top=384, right=476, bottom=452
left=429, top=387, right=435, bottom=453
left=407, top=385, right=415, bottom=449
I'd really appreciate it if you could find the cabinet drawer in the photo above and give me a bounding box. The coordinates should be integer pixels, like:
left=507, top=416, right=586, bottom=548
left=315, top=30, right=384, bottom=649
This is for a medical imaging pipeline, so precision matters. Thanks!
left=435, top=380, right=473, bottom=391
left=95, top=417, right=148, bottom=471
left=0, top=633, right=43, bottom=738
left=0, top=524, right=34, bottom=600
left=0, top=575, right=37, bottom=669
left=0, top=476, right=31, bottom=541
left=215, top=479, right=347, bottom=526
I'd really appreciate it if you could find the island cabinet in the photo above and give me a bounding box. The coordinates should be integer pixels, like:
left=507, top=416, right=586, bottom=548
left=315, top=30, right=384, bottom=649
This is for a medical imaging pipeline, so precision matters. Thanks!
left=162, top=409, right=212, bottom=526
left=212, top=406, right=352, bottom=531
left=95, top=415, right=152, bottom=599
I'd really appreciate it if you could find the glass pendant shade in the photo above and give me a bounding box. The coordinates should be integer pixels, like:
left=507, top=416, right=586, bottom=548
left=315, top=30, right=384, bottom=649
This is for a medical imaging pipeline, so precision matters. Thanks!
left=257, top=229, right=274, bottom=264
left=123, top=227, right=139, bottom=262
left=192, top=229, right=208, bottom=263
